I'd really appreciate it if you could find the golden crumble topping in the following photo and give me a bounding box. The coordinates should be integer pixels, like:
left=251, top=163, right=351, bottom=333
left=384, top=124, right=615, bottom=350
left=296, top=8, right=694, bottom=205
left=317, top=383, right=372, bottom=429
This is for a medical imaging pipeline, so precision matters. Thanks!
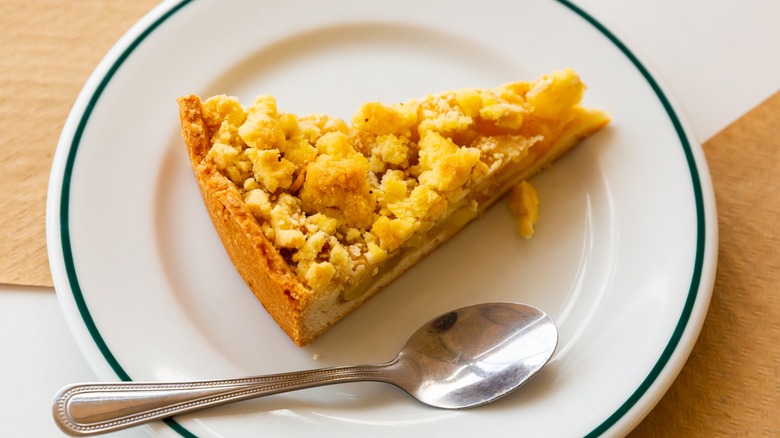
left=201, top=69, right=586, bottom=293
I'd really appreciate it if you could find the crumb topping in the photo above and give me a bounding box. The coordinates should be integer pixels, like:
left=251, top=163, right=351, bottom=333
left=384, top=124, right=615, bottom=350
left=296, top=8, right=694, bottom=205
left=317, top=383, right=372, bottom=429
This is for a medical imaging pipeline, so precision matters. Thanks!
left=201, top=69, right=585, bottom=293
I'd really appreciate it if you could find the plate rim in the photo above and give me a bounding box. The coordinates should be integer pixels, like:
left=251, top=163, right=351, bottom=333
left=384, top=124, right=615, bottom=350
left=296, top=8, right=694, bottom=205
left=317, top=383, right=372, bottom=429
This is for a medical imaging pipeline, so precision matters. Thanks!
left=46, top=0, right=716, bottom=436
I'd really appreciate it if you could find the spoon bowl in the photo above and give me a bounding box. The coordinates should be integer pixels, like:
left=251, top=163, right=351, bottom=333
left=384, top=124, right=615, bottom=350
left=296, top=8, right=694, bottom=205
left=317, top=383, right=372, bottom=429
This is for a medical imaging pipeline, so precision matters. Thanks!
left=394, top=302, right=558, bottom=408
left=53, top=302, right=558, bottom=436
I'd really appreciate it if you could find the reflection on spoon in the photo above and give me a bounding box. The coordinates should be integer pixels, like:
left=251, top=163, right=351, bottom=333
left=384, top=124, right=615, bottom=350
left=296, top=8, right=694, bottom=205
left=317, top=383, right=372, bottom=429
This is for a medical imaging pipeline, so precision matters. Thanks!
left=53, top=302, right=558, bottom=436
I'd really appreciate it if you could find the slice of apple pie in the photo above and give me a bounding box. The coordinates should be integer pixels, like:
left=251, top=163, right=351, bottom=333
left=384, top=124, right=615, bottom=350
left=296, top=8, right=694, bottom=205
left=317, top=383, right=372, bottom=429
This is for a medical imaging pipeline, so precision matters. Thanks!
left=177, top=68, right=609, bottom=346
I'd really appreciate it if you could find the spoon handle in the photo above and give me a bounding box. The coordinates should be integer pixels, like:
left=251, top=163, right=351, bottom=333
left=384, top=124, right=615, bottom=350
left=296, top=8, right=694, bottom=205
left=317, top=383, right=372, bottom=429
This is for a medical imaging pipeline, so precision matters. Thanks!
left=53, top=362, right=397, bottom=436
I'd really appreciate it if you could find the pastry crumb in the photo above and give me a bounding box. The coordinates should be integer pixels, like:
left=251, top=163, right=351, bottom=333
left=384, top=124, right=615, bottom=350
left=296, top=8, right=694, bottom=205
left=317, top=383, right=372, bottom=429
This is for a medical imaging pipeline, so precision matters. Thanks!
left=509, top=180, right=540, bottom=239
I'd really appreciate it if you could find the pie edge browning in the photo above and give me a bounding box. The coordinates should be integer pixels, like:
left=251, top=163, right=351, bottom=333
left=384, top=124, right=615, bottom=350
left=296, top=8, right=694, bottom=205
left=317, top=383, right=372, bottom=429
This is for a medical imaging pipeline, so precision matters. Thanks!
left=178, top=96, right=313, bottom=345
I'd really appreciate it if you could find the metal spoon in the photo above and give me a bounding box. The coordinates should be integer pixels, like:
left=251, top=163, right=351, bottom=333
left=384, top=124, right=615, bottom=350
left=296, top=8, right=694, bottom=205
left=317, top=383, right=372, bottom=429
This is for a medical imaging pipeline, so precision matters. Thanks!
left=53, top=302, right=558, bottom=436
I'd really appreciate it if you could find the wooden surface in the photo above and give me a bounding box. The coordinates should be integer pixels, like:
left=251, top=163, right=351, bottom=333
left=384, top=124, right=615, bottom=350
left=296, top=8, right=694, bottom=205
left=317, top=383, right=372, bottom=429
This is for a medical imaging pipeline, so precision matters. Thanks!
left=0, top=1, right=777, bottom=436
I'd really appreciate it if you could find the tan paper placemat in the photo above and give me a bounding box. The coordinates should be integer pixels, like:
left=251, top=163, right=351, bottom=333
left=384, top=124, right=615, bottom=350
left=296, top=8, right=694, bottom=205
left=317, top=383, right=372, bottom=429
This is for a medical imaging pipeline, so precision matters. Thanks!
left=0, top=1, right=777, bottom=434
left=0, top=0, right=159, bottom=287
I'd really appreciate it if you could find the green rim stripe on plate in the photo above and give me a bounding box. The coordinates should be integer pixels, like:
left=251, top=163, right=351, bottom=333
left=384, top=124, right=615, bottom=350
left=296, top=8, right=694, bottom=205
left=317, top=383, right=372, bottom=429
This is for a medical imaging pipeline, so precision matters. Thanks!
left=555, top=1, right=706, bottom=436
left=59, top=0, right=196, bottom=436
left=58, top=1, right=707, bottom=437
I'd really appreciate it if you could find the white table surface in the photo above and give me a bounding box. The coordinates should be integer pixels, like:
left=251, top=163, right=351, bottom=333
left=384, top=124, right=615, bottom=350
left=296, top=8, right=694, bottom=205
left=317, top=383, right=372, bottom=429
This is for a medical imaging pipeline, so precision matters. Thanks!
left=3, top=1, right=779, bottom=437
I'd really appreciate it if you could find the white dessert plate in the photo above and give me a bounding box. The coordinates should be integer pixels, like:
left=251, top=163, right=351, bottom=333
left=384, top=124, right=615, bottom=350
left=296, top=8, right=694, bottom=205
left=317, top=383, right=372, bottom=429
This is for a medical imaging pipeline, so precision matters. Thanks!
left=47, top=0, right=717, bottom=436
